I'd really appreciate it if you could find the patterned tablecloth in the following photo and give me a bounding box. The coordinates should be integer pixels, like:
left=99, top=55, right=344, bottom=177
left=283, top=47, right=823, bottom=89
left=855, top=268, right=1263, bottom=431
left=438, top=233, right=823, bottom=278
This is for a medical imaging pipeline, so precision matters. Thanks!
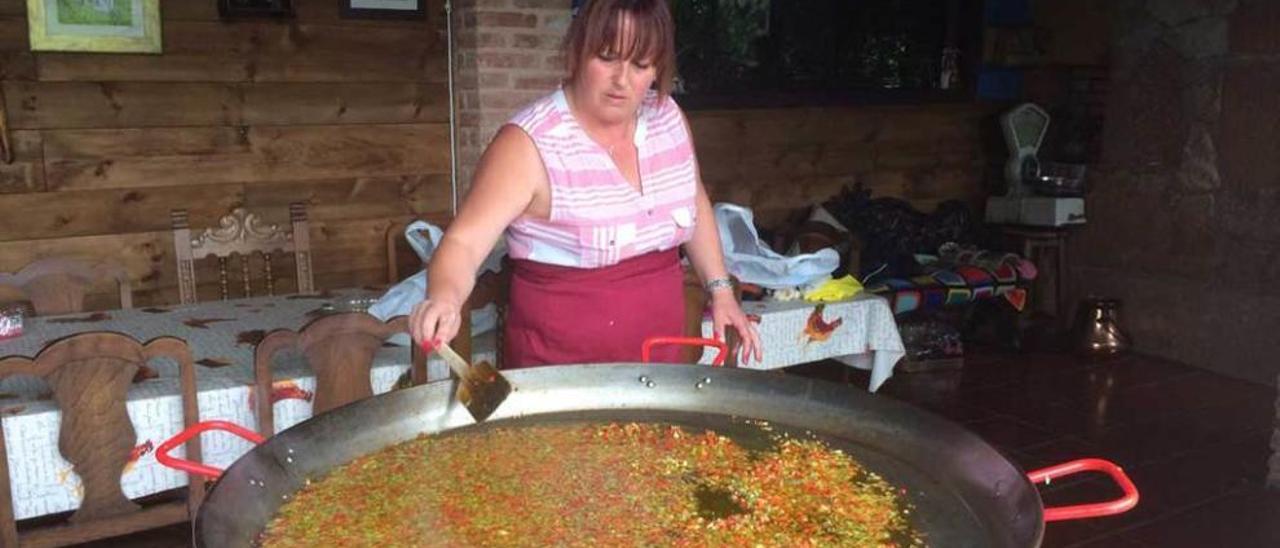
left=697, top=293, right=905, bottom=391
left=0, top=290, right=482, bottom=521
left=0, top=291, right=901, bottom=521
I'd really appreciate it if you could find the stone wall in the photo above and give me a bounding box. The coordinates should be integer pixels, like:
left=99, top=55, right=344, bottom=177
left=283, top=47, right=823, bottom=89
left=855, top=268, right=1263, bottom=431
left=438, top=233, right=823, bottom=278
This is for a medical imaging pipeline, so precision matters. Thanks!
left=1074, top=0, right=1280, bottom=385
left=1271, top=375, right=1278, bottom=488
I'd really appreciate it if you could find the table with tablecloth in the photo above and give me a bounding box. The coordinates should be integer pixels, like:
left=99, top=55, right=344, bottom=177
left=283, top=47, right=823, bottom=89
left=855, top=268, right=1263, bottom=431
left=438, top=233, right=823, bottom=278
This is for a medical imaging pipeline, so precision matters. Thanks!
left=0, top=290, right=487, bottom=521
left=696, top=292, right=905, bottom=391
left=1, top=290, right=902, bottom=521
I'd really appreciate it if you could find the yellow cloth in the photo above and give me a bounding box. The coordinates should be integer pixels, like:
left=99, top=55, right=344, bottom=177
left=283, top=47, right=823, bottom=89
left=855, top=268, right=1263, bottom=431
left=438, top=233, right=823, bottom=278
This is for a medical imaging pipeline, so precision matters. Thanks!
left=803, top=275, right=863, bottom=302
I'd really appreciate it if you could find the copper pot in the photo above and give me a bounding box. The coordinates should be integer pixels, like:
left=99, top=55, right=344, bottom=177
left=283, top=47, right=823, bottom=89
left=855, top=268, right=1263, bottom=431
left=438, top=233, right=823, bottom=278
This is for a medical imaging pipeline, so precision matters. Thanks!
left=1074, top=297, right=1132, bottom=357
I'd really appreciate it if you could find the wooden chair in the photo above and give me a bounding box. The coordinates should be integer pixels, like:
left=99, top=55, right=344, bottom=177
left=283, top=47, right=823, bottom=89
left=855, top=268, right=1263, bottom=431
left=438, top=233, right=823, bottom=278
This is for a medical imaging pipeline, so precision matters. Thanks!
left=170, top=203, right=314, bottom=304
left=254, top=313, right=410, bottom=435
left=0, top=332, right=204, bottom=547
left=0, top=257, right=133, bottom=316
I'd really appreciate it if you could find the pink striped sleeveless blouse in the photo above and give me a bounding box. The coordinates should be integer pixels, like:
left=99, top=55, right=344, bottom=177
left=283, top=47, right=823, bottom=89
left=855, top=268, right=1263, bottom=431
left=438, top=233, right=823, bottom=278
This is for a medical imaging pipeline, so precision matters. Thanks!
left=504, top=88, right=699, bottom=268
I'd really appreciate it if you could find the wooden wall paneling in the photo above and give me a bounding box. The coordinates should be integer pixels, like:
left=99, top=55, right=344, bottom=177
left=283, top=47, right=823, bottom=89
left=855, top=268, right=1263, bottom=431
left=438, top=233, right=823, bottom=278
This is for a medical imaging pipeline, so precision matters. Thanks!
left=0, top=15, right=24, bottom=48
left=43, top=123, right=451, bottom=191
left=36, top=22, right=257, bottom=82
left=0, top=16, right=32, bottom=81
left=41, top=127, right=249, bottom=158
left=160, top=0, right=220, bottom=22
left=0, top=0, right=23, bottom=17
left=0, top=232, right=165, bottom=304
left=0, top=218, right=419, bottom=308
left=0, top=51, right=34, bottom=80
left=0, top=0, right=454, bottom=311
left=0, top=130, right=43, bottom=193
left=292, top=0, right=446, bottom=28
left=243, top=174, right=454, bottom=222
left=35, top=22, right=445, bottom=83
left=249, top=24, right=444, bottom=83
left=874, top=140, right=942, bottom=170
left=687, top=103, right=997, bottom=228
left=13, top=80, right=450, bottom=130
left=0, top=176, right=454, bottom=241
left=0, top=16, right=18, bottom=48
left=241, top=82, right=450, bottom=125
left=2, top=82, right=243, bottom=129
left=813, top=142, right=877, bottom=176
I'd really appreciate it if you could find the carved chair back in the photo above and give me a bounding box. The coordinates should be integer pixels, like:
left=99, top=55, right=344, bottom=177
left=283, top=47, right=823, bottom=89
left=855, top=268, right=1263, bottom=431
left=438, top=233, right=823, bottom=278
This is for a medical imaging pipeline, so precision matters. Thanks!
left=171, top=203, right=314, bottom=304
left=254, top=313, right=410, bottom=435
left=0, top=333, right=203, bottom=546
left=0, top=257, right=133, bottom=316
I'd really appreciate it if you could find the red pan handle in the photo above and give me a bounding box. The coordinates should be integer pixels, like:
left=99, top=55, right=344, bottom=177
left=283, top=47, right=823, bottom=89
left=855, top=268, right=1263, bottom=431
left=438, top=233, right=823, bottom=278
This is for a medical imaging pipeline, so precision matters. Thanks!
left=156, top=420, right=266, bottom=479
left=1028, top=458, right=1139, bottom=522
left=642, top=336, right=728, bottom=366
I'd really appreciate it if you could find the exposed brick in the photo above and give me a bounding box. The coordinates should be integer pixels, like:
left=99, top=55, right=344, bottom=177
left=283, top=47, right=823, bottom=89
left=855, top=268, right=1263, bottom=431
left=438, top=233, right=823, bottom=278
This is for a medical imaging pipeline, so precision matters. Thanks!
left=511, top=33, right=563, bottom=49
left=544, top=54, right=565, bottom=71
left=478, top=72, right=511, bottom=88
left=513, top=75, right=563, bottom=91
left=455, top=0, right=509, bottom=8
left=456, top=52, right=477, bottom=70
left=476, top=51, right=539, bottom=69
left=457, top=90, right=480, bottom=110
left=478, top=90, right=543, bottom=110
left=513, top=0, right=564, bottom=9
left=475, top=32, right=510, bottom=48
left=474, top=11, right=538, bottom=28
left=541, top=12, right=572, bottom=33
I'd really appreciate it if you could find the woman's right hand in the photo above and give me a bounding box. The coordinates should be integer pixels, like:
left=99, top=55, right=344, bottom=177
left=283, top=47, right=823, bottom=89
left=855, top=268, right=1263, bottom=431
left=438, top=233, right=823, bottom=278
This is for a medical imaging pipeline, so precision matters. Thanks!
left=409, top=298, right=462, bottom=352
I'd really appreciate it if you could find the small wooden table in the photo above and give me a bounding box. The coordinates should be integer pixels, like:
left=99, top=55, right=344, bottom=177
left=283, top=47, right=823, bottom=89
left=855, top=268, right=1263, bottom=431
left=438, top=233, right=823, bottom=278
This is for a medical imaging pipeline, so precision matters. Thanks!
left=694, top=293, right=905, bottom=392
left=994, top=225, right=1073, bottom=328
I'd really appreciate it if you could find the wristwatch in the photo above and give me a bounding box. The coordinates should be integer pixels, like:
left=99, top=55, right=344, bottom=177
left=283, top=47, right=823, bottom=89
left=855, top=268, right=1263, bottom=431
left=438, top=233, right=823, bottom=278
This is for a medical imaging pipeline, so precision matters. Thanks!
left=704, top=277, right=734, bottom=292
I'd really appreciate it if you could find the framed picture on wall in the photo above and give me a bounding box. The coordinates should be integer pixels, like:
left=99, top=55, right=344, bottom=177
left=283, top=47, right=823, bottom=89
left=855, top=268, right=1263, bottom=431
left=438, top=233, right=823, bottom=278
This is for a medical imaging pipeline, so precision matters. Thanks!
left=341, top=0, right=426, bottom=20
left=25, top=0, right=162, bottom=53
left=218, top=0, right=295, bottom=19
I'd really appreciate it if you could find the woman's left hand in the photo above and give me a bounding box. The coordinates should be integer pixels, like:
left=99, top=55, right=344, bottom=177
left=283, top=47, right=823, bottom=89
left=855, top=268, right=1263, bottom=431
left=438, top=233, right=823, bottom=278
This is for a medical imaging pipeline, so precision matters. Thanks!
left=709, top=290, right=763, bottom=365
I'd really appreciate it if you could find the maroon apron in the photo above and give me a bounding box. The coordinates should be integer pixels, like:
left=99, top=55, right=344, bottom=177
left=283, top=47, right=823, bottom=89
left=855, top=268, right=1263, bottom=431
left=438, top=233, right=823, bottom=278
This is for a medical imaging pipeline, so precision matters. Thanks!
left=503, top=249, right=685, bottom=368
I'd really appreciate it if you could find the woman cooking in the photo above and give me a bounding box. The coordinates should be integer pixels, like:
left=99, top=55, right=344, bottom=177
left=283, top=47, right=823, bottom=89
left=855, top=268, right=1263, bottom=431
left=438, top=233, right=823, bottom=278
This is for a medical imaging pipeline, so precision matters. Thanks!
left=410, top=0, right=762, bottom=367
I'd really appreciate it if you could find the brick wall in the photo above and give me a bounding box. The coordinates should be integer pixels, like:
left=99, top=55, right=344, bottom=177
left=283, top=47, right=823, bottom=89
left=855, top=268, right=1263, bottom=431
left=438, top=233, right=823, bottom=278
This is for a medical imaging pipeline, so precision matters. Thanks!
left=453, top=0, right=570, bottom=190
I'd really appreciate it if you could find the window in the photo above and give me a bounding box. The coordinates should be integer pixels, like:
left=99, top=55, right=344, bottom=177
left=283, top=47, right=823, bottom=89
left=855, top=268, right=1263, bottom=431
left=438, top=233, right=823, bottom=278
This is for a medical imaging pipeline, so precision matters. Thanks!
left=672, top=0, right=983, bottom=108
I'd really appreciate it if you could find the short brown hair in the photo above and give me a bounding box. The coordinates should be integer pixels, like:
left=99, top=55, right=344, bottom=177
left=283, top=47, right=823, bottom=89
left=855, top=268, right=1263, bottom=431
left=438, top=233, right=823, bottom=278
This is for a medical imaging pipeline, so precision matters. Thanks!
left=562, top=0, right=677, bottom=97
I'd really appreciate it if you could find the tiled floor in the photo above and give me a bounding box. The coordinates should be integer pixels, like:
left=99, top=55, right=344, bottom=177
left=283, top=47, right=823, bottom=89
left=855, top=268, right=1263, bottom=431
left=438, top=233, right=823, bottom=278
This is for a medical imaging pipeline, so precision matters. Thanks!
left=71, top=347, right=1278, bottom=547
left=792, top=347, right=1278, bottom=547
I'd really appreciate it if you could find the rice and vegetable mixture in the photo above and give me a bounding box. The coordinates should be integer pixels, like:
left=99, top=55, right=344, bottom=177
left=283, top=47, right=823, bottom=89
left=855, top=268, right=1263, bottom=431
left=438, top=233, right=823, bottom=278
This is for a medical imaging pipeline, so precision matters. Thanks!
left=260, top=422, right=922, bottom=547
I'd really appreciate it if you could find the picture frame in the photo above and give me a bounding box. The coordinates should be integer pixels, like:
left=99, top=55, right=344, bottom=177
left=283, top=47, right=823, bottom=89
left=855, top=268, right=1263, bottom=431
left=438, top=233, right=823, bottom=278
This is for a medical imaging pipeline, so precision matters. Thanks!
left=26, top=0, right=162, bottom=54
left=340, top=0, right=425, bottom=20
left=218, top=0, right=295, bottom=19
